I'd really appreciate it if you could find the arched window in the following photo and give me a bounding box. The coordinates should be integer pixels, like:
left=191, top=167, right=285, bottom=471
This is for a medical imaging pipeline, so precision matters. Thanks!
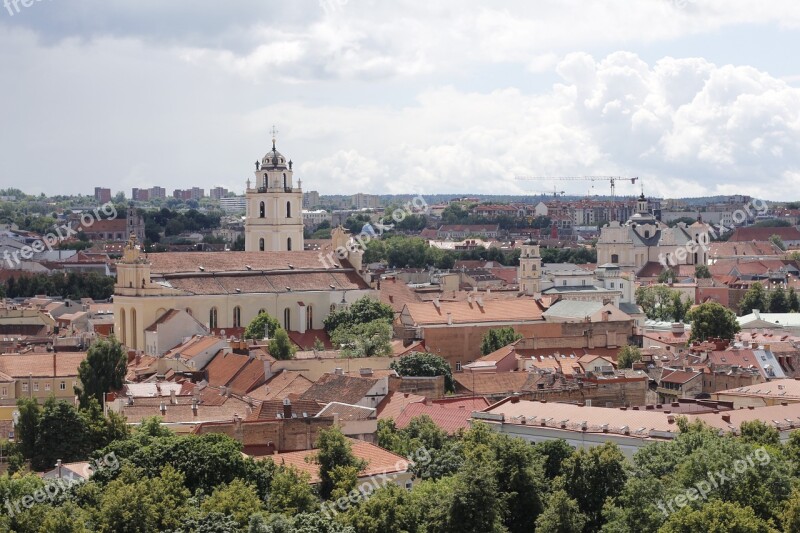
left=307, top=306, right=313, bottom=331
left=287, top=237, right=292, bottom=251
left=119, top=308, right=126, bottom=347
left=286, top=201, right=291, bottom=218
left=259, top=238, right=265, bottom=251
left=209, top=307, right=218, bottom=329
left=283, top=308, right=291, bottom=330
left=130, top=308, right=137, bottom=350
left=259, top=201, right=265, bottom=218
left=233, top=306, right=241, bottom=328
left=330, top=304, right=336, bottom=313
left=283, top=173, right=287, bottom=189
left=258, top=308, right=266, bottom=315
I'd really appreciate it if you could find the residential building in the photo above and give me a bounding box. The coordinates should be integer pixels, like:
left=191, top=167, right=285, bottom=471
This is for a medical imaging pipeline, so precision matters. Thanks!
left=220, top=196, right=246, bottom=214
left=210, top=187, right=228, bottom=200
left=94, top=187, right=111, bottom=204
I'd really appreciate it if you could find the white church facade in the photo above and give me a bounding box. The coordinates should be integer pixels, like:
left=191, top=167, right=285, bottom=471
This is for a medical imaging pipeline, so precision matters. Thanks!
left=596, top=194, right=710, bottom=271
left=113, top=138, right=373, bottom=352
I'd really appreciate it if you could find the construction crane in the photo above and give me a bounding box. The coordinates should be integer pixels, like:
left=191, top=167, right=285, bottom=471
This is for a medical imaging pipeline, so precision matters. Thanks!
left=516, top=175, right=638, bottom=203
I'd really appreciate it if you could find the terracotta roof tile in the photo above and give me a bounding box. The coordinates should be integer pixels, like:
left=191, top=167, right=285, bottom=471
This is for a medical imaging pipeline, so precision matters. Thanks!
left=404, top=299, right=544, bottom=326
left=0, top=352, right=86, bottom=378
left=300, top=373, right=379, bottom=405
left=395, top=403, right=474, bottom=435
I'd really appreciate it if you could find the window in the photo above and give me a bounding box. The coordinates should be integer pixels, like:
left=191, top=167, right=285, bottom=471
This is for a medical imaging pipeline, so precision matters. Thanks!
left=610, top=282, right=615, bottom=288
left=209, top=307, right=218, bottom=329
left=33, top=382, right=38, bottom=392
left=286, top=201, right=292, bottom=218
left=259, top=238, right=265, bottom=251
left=60, top=381, right=66, bottom=391
left=259, top=201, right=265, bottom=218
left=45, top=383, right=51, bottom=392
left=287, top=237, right=292, bottom=251
left=620, top=283, right=623, bottom=289
left=455, top=361, right=462, bottom=371
left=581, top=279, right=586, bottom=286
left=22, top=382, right=28, bottom=392
left=283, top=308, right=291, bottom=330
left=1, top=387, right=6, bottom=396
left=307, top=306, right=313, bottom=331
left=611, top=254, right=619, bottom=264
left=233, top=306, right=241, bottom=328
left=562, top=280, right=567, bottom=286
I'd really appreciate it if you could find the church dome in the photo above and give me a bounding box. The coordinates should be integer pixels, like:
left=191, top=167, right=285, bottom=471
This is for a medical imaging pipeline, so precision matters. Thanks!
left=261, top=140, right=289, bottom=169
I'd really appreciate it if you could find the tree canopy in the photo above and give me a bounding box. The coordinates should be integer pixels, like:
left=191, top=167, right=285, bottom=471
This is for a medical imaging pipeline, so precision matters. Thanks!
left=687, top=301, right=741, bottom=342
left=480, top=327, right=523, bottom=355
left=76, top=336, right=128, bottom=409
left=390, top=352, right=455, bottom=393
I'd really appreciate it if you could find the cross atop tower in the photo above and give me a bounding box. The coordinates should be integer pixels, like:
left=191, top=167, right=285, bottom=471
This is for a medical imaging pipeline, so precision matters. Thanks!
left=270, top=125, right=279, bottom=149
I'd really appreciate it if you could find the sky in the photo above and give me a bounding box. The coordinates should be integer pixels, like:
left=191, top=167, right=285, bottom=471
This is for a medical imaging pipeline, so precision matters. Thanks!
left=1, top=1, right=800, bottom=200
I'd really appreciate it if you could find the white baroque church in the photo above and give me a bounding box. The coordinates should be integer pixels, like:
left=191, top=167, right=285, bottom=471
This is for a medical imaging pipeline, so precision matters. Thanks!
left=597, top=193, right=710, bottom=271
left=113, top=138, right=372, bottom=352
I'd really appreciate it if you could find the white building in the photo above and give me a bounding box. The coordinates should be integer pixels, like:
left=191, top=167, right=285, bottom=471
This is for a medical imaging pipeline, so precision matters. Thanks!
left=303, top=209, right=331, bottom=228
left=219, top=196, right=246, bottom=214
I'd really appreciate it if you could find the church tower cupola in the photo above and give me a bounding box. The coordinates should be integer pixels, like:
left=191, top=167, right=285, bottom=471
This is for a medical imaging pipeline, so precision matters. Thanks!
left=244, top=126, right=305, bottom=252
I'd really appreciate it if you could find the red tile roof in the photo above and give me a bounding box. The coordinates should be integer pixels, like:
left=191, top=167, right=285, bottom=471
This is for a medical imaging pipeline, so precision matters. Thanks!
left=395, top=402, right=474, bottom=435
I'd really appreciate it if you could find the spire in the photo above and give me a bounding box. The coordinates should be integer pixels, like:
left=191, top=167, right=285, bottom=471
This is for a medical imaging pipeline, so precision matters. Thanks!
left=270, top=125, right=279, bottom=150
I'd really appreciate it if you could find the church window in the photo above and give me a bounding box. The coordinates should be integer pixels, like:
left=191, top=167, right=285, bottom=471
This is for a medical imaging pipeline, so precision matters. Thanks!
left=611, top=254, right=619, bottom=263
left=209, top=307, right=218, bottom=329
left=286, top=201, right=292, bottom=218
left=644, top=230, right=650, bottom=238
left=260, top=201, right=265, bottom=218
left=233, top=306, right=241, bottom=328
left=307, top=306, right=313, bottom=330
left=287, top=238, right=292, bottom=251
left=283, top=308, right=291, bottom=330
left=259, top=238, right=265, bottom=251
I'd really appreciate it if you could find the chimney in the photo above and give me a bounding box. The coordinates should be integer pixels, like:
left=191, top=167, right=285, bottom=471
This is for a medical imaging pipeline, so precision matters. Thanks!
left=359, top=368, right=373, bottom=377
left=159, top=402, right=166, bottom=415
left=721, top=414, right=731, bottom=423
left=667, top=415, right=675, bottom=424
left=447, top=312, right=453, bottom=325
left=334, top=367, right=344, bottom=376
left=283, top=398, right=292, bottom=419
left=191, top=398, right=198, bottom=416
left=671, top=322, right=684, bottom=335
left=170, top=389, right=177, bottom=405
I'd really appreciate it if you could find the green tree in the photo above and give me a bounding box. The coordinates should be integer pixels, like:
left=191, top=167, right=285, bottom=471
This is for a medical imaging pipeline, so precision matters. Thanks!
left=695, top=265, right=711, bottom=278
left=244, top=312, right=282, bottom=340
left=330, top=320, right=392, bottom=358
left=493, top=435, right=546, bottom=533
left=768, top=286, right=789, bottom=313
left=789, top=287, right=800, bottom=312
left=659, top=500, right=777, bottom=533
left=636, top=285, right=687, bottom=321
left=617, top=345, right=642, bottom=369
left=658, top=269, right=677, bottom=283
left=560, top=441, right=627, bottom=532
left=686, top=302, right=741, bottom=342
left=447, top=445, right=506, bottom=533
left=76, top=336, right=127, bottom=409
left=390, top=351, right=455, bottom=392
left=201, top=479, right=265, bottom=528
left=535, top=490, right=587, bottom=533
left=314, top=426, right=366, bottom=500
left=480, top=326, right=523, bottom=355
left=323, top=297, right=394, bottom=333
left=532, top=439, right=574, bottom=480
left=266, top=466, right=317, bottom=516
left=15, top=397, right=41, bottom=463
left=739, top=420, right=781, bottom=447
left=769, top=234, right=787, bottom=251
left=268, top=329, right=297, bottom=360
left=739, top=282, right=769, bottom=315
left=34, top=397, right=90, bottom=471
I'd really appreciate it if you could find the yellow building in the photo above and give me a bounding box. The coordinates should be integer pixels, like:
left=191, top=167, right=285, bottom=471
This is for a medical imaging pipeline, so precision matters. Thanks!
left=113, top=234, right=374, bottom=352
